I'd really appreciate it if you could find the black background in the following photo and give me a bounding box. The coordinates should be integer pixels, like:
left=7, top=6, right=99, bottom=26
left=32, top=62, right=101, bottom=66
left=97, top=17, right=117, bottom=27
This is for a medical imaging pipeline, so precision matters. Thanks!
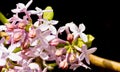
left=0, top=0, right=120, bottom=72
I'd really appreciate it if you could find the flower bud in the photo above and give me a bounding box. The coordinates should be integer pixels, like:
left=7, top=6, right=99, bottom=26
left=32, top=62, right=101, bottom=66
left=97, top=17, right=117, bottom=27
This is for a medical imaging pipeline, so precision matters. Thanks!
left=28, top=29, right=36, bottom=38
left=67, top=34, right=73, bottom=43
left=69, top=54, right=76, bottom=63
left=18, top=23, right=26, bottom=29
left=59, top=59, right=68, bottom=69
left=6, top=24, right=15, bottom=31
left=49, top=38, right=59, bottom=46
left=55, top=49, right=62, bottom=56
left=13, top=32, right=22, bottom=42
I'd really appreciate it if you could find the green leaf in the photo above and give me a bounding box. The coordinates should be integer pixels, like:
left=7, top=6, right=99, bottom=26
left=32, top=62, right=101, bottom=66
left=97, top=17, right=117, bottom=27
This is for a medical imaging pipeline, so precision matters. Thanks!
left=25, top=23, right=32, bottom=32
left=12, top=47, right=22, bottom=53
left=0, top=12, right=9, bottom=24
left=43, top=6, right=54, bottom=20
left=56, top=43, right=66, bottom=48
left=73, top=38, right=84, bottom=48
left=85, top=34, right=95, bottom=47
left=47, top=63, right=57, bottom=70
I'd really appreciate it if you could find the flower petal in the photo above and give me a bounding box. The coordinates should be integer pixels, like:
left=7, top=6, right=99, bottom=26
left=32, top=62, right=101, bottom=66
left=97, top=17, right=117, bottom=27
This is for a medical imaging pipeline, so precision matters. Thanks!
left=8, top=43, right=20, bottom=53
left=79, top=53, right=85, bottom=61
left=85, top=53, right=90, bottom=65
left=49, top=25, right=57, bottom=35
left=66, top=22, right=78, bottom=33
left=80, top=33, right=88, bottom=42
left=39, top=24, right=49, bottom=31
left=28, top=63, right=40, bottom=70
left=79, top=23, right=85, bottom=32
left=34, top=21, right=40, bottom=27
left=88, top=47, right=97, bottom=54
left=50, top=20, right=58, bottom=25
left=0, top=25, right=7, bottom=31
left=69, top=64, right=79, bottom=70
left=25, top=0, right=33, bottom=9
left=17, top=3, right=26, bottom=9
left=58, top=26, right=65, bottom=34
left=8, top=53, right=22, bottom=61
left=40, top=52, right=49, bottom=60
left=0, top=43, right=8, bottom=52
left=0, top=59, right=6, bottom=66
left=45, top=35, right=56, bottom=42
left=11, top=9, right=21, bottom=13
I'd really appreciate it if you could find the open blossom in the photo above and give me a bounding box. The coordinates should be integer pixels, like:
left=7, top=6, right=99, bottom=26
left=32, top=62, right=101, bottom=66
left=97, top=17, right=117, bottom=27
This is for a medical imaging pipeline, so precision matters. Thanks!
left=75, top=44, right=97, bottom=65
left=0, top=43, right=21, bottom=66
left=11, top=0, right=33, bottom=13
left=66, top=22, right=88, bottom=42
left=38, top=19, right=58, bottom=35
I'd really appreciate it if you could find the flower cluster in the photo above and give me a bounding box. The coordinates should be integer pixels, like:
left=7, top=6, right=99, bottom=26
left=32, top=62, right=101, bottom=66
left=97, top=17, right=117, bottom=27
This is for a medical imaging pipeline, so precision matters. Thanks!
left=0, top=0, right=97, bottom=72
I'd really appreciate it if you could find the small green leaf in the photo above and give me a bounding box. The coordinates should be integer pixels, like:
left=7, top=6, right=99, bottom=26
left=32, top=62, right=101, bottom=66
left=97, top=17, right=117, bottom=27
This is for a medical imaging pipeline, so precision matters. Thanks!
left=73, top=38, right=84, bottom=48
left=47, top=63, right=57, bottom=70
left=0, top=12, right=9, bottom=24
left=12, top=47, right=22, bottom=53
left=85, top=34, right=95, bottom=47
left=56, top=43, right=66, bottom=48
left=43, top=6, right=54, bottom=20
left=25, top=23, right=32, bottom=32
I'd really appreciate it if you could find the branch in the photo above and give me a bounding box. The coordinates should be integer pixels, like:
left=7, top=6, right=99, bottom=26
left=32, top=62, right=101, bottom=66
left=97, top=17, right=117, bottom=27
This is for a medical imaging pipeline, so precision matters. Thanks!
left=90, top=54, right=120, bottom=72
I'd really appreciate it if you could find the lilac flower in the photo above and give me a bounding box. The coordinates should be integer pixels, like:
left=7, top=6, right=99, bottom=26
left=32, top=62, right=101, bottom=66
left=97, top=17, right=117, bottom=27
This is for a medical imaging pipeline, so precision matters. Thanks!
left=0, top=43, right=21, bottom=66
left=66, top=22, right=88, bottom=42
left=11, top=0, right=33, bottom=14
left=14, top=58, right=41, bottom=72
left=30, top=29, right=55, bottom=47
left=69, top=52, right=90, bottom=70
left=75, top=44, right=97, bottom=65
left=38, top=19, right=58, bottom=35
left=11, top=0, right=33, bottom=21
left=26, top=29, right=57, bottom=60
left=26, top=44, right=49, bottom=60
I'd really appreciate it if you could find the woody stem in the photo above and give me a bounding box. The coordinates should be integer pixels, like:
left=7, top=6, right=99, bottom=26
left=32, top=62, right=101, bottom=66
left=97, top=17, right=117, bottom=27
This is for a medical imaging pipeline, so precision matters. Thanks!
left=90, top=54, right=120, bottom=72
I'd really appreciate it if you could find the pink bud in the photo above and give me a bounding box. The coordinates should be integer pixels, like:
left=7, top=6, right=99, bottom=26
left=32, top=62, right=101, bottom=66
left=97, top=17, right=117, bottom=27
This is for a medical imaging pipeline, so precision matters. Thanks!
left=55, top=49, right=63, bottom=56
left=49, top=38, right=59, bottom=46
left=69, top=54, right=76, bottom=63
left=6, top=24, right=15, bottom=31
left=28, top=29, right=36, bottom=38
left=18, top=23, right=26, bottom=29
left=13, top=32, right=22, bottom=42
left=59, top=59, right=68, bottom=69
left=67, top=34, right=74, bottom=43
left=50, top=38, right=66, bottom=46
left=22, top=40, right=30, bottom=49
